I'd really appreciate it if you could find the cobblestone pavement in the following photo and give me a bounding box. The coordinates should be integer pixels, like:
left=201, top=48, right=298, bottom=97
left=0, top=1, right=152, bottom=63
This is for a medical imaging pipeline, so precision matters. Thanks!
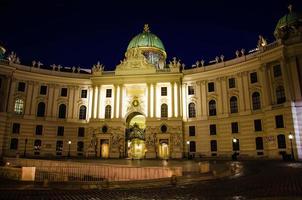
left=0, top=161, right=301, bottom=200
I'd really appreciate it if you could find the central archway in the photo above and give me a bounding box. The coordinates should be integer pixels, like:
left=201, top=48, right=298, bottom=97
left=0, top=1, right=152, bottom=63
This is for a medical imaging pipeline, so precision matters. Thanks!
left=125, top=112, right=147, bottom=159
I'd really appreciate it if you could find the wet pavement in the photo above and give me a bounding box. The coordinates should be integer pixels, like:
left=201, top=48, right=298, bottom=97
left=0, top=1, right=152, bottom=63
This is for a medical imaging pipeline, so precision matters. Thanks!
left=0, top=160, right=301, bottom=199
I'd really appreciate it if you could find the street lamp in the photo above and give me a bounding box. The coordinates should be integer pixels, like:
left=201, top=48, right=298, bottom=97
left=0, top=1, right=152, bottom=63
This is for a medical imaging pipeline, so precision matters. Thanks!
left=68, top=140, right=71, bottom=157
left=288, top=132, right=295, bottom=161
left=186, top=141, right=190, bottom=159
left=232, top=138, right=238, bottom=161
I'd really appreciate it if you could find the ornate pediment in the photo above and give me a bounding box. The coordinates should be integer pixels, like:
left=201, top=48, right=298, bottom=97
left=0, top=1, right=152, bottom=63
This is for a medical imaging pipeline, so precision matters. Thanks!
left=115, top=48, right=156, bottom=75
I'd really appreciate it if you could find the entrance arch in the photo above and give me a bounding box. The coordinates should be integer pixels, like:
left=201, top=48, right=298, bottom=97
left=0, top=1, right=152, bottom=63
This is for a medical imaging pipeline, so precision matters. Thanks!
left=125, top=112, right=147, bottom=159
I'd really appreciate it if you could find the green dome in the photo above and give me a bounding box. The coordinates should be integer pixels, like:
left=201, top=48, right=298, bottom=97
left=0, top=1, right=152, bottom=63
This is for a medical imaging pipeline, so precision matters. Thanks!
left=127, top=25, right=165, bottom=51
left=275, top=9, right=302, bottom=32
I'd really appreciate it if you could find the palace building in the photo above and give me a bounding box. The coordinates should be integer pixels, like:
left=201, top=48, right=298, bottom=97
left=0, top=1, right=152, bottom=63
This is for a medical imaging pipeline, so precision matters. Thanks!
left=0, top=8, right=302, bottom=160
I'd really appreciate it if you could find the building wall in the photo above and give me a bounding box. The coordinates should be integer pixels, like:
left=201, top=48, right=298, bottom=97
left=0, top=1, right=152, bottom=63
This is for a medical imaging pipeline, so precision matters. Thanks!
left=0, top=39, right=301, bottom=160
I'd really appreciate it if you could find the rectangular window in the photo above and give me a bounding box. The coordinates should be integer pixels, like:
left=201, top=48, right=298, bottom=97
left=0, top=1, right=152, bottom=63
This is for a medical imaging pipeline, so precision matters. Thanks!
left=189, top=141, right=196, bottom=152
left=188, top=86, right=195, bottom=95
left=250, top=72, right=258, bottom=83
left=18, top=82, right=26, bottom=92
left=10, top=138, right=18, bottom=150
left=57, top=126, right=64, bottom=136
left=254, top=119, right=262, bottom=132
left=228, top=78, right=236, bottom=88
left=256, top=137, right=264, bottom=150
left=231, top=122, right=239, bottom=134
left=35, top=125, right=43, bottom=135
left=275, top=115, right=284, bottom=128
left=273, top=65, right=282, bottom=77
left=12, top=123, right=20, bottom=134
left=106, top=89, right=112, bottom=98
left=209, top=124, right=216, bottom=135
left=208, top=82, right=215, bottom=92
left=189, top=126, right=195, bottom=136
left=81, top=90, right=87, bottom=98
left=161, top=87, right=167, bottom=96
left=210, top=140, right=217, bottom=152
left=40, top=85, right=47, bottom=95
left=61, top=88, right=68, bottom=97
left=56, top=140, right=63, bottom=155
left=78, top=127, right=85, bottom=137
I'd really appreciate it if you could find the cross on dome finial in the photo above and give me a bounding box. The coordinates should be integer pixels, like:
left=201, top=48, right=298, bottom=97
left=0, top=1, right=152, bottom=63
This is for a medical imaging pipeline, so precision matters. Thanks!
left=288, top=4, right=293, bottom=13
left=143, top=24, right=150, bottom=33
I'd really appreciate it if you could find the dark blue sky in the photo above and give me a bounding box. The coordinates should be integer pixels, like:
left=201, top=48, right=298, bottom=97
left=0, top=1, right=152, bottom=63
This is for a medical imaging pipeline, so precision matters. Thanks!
left=0, top=0, right=301, bottom=70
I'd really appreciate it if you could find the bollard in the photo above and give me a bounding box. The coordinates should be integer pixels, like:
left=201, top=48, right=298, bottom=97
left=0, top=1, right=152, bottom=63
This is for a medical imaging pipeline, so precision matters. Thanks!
left=170, top=175, right=177, bottom=186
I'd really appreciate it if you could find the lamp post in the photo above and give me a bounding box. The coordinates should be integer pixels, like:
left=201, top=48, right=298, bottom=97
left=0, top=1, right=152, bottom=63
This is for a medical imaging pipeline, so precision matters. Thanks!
left=232, top=138, right=238, bottom=160
left=68, top=140, right=71, bottom=158
left=23, top=138, right=28, bottom=158
left=288, top=132, right=295, bottom=161
left=186, top=141, right=190, bottom=159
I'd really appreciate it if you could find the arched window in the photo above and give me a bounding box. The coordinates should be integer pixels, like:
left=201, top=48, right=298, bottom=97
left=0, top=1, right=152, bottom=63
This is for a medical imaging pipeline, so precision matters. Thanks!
left=209, top=100, right=216, bottom=116
left=37, top=102, right=46, bottom=117
left=161, top=104, right=168, bottom=118
left=58, top=104, right=66, bottom=119
left=79, top=105, right=87, bottom=120
left=252, top=92, right=261, bottom=110
left=277, top=134, right=286, bottom=149
left=14, top=99, right=24, bottom=114
left=10, top=138, right=18, bottom=150
left=255, top=137, right=264, bottom=150
left=188, top=103, right=196, bottom=118
left=230, top=96, right=238, bottom=113
left=105, top=105, right=111, bottom=119
left=276, top=86, right=286, bottom=104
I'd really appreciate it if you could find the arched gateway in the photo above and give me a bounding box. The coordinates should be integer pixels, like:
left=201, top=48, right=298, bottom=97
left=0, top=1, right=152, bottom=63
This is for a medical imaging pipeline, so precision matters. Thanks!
left=125, top=112, right=146, bottom=159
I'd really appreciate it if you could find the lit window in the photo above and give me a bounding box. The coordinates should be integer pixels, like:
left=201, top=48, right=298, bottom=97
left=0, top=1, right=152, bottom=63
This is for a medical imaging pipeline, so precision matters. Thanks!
left=105, top=105, right=111, bottom=119
left=161, top=104, right=168, bottom=118
left=14, top=99, right=24, bottom=114
left=252, top=92, right=261, bottom=110
left=250, top=72, right=258, bottom=83
left=79, top=105, right=87, bottom=120
left=209, top=100, right=216, bottom=116
left=161, top=87, right=167, bottom=96
left=106, top=89, right=112, bottom=98
left=188, top=103, right=196, bottom=118
left=188, top=86, right=194, bottom=95
left=230, top=96, right=238, bottom=113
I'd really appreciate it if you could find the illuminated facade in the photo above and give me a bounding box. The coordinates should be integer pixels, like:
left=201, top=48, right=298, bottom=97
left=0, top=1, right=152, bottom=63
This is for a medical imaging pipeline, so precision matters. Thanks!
left=0, top=9, right=302, bottom=160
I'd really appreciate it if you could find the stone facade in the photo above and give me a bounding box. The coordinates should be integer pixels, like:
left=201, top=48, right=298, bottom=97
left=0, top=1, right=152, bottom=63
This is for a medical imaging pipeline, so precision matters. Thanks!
left=0, top=11, right=302, bottom=160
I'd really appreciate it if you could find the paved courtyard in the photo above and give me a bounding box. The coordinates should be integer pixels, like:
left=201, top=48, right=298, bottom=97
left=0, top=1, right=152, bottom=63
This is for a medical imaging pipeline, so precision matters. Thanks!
left=0, top=160, right=301, bottom=199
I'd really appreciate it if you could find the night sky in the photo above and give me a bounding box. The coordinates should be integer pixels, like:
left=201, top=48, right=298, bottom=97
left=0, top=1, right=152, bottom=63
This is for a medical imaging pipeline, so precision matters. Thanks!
left=0, top=0, right=301, bottom=70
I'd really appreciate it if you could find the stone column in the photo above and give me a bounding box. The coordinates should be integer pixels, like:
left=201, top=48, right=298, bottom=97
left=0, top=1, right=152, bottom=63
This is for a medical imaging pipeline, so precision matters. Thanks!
left=259, top=64, right=270, bottom=107
left=221, top=77, right=228, bottom=114
left=147, top=83, right=151, bottom=118
left=201, top=81, right=207, bottom=118
left=280, top=59, right=292, bottom=101
left=170, top=82, right=174, bottom=118
left=73, top=86, right=80, bottom=119
left=242, top=72, right=251, bottom=111
left=153, top=83, right=157, bottom=118
left=92, top=86, right=98, bottom=119
left=216, top=78, right=223, bottom=115
left=30, top=82, right=39, bottom=116
left=47, top=84, right=54, bottom=117
left=195, top=81, right=202, bottom=118
left=52, top=85, right=59, bottom=117
left=7, top=78, right=16, bottom=112
left=97, top=85, right=102, bottom=119
left=237, top=73, right=245, bottom=113
left=25, top=81, right=33, bottom=115
left=67, top=86, right=75, bottom=119
left=114, top=84, right=118, bottom=118
left=119, top=84, right=123, bottom=118
left=182, top=83, right=187, bottom=119
left=88, top=86, right=93, bottom=119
